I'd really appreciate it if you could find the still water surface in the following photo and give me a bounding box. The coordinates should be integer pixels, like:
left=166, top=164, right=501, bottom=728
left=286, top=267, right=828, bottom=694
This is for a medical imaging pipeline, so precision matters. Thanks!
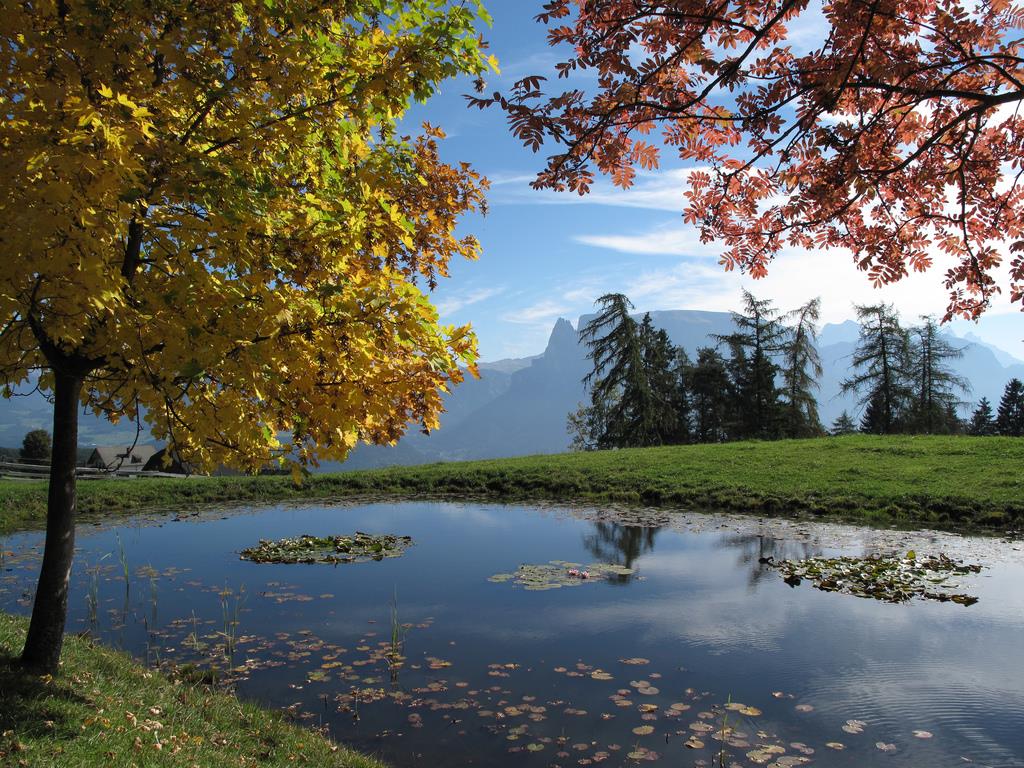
left=1, top=501, right=1022, bottom=767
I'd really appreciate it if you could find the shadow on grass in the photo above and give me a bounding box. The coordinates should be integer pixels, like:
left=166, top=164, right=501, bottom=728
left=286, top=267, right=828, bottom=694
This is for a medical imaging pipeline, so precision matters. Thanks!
left=0, top=646, right=87, bottom=744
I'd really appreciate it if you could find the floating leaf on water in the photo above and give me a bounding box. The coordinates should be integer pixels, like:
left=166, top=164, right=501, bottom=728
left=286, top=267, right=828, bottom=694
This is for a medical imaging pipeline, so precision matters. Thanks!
left=746, top=745, right=786, bottom=764
left=240, top=533, right=413, bottom=565
left=767, top=552, right=982, bottom=605
left=913, top=730, right=933, bottom=739
left=842, top=719, right=867, bottom=734
left=632, top=725, right=654, bottom=735
left=794, top=703, right=814, bottom=713
left=775, top=756, right=811, bottom=767
left=876, top=741, right=897, bottom=752
left=825, top=742, right=846, bottom=750
left=684, top=737, right=704, bottom=749
left=488, top=561, right=635, bottom=590
left=627, top=746, right=659, bottom=761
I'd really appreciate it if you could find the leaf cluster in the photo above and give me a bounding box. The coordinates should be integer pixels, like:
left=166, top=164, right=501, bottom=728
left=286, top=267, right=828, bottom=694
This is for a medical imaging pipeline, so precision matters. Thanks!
left=1, top=0, right=494, bottom=473
left=479, top=0, right=1024, bottom=318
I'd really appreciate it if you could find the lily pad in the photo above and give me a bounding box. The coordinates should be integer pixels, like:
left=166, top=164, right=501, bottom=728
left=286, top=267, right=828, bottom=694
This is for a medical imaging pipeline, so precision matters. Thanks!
left=488, top=561, right=634, bottom=590
left=768, top=552, right=981, bottom=604
left=240, top=533, right=413, bottom=564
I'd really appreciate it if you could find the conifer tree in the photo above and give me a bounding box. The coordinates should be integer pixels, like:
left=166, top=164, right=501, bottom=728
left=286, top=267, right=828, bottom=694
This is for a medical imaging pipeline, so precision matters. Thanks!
left=688, top=347, right=732, bottom=443
left=997, top=379, right=1024, bottom=436
left=859, top=390, right=889, bottom=434
left=639, top=315, right=682, bottom=443
left=716, top=291, right=786, bottom=440
left=576, top=295, right=659, bottom=448
left=720, top=336, right=750, bottom=440
left=842, top=305, right=913, bottom=434
left=830, top=412, right=857, bottom=436
left=780, top=298, right=824, bottom=438
left=969, top=398, right=997, bottom=436
left=669, top=348, right=694, bottom=444
left=907, top=317, right=969, bottom=433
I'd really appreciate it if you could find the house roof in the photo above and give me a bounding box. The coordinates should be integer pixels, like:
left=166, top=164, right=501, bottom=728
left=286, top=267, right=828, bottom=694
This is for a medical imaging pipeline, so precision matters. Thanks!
left=88, top=444, right=159, bottom=468
left=142, top=447, right=193, bottom=474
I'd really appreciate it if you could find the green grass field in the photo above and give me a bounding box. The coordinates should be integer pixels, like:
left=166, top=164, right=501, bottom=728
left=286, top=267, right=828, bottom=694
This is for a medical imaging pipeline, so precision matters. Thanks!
left=1, top=435, right=1021, bottom=534
left=0, top=613, right=384, bottom=767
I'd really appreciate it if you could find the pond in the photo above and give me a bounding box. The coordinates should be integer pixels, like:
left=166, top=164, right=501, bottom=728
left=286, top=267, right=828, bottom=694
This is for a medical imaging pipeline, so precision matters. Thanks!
left=1, top=501, right=1023, bottom=767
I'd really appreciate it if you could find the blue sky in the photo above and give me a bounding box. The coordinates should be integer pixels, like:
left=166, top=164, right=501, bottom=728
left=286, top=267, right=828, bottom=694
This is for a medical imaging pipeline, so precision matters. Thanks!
left=409, top=0, right=1024, bottom=362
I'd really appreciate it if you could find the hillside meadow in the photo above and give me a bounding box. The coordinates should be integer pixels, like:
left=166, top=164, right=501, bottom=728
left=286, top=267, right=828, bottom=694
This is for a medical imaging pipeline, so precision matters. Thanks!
left=1, top=435, right=1021, bottom=535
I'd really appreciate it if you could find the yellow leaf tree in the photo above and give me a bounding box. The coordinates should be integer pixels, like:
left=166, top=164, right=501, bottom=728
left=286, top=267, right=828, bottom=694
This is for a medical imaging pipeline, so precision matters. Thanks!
left=0, top=0, right=494, bottom=673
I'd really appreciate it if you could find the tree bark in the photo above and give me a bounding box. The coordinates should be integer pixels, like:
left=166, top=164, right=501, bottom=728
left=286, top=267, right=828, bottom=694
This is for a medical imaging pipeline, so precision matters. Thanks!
left=20, top=370, right=82, bottom=673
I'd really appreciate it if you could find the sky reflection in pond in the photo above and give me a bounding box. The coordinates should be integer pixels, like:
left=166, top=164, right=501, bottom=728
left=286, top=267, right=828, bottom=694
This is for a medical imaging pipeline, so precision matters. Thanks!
left=1, top=501, right=1022, bottom=768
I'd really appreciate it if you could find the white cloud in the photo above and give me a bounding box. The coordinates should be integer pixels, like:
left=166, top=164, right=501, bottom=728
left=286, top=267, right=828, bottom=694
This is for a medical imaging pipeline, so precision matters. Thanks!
left=493, top=50, right=598, bottom=83
left=489, top=280, right=611, bottom=359
left=487, top=172, right=540, bottom=187
left=436, top=286, right=506, bottom=318
left=575, top=222, right=715, bottom=257
left=779, top=0, right=829, bottom=54
left=501, top=298, right=572, bottom=325
left=492, top=167, right=702, bottom=212
left=562, top=280, right=605, bottom=304
left=571, top=222, right=1021, bottom=325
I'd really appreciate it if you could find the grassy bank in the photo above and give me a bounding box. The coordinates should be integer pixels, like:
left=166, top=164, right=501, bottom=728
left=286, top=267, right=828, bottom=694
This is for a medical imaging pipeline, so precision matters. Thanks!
left=1, top=435, right=1022, bottom=535
left=0, top=613, right=384, bottom=767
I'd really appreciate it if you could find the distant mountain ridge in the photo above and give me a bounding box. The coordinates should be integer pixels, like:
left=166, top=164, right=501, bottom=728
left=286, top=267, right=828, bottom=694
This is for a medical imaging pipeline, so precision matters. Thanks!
left=335, top=309, right=1023, bottom=469
left=1, top=312, right=1021, bottom=468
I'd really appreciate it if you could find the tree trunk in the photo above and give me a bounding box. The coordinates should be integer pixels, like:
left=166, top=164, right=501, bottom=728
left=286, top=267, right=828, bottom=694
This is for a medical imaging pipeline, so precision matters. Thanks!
left=20, top=371, right=82, bottom=673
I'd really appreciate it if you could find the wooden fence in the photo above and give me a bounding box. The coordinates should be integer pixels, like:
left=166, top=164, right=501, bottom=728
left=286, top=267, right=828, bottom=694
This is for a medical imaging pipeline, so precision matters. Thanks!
left=0, top=461, right=185, bottom=481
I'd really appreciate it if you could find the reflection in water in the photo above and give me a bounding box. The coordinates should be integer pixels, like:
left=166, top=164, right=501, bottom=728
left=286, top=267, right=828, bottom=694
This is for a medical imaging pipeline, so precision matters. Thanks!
left=718, top=531, right=824, bottom=587
left=583, top=522, right=659, bottom=583
left=2, top=502, right=1022, bottom=768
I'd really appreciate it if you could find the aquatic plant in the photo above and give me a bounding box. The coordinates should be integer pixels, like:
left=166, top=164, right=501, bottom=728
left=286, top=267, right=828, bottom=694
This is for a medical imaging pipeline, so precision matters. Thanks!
left=218, top=583, right=245, bottom=661
left=115, top=534, right=130, bottom=602
left=239, top=533, right=413, bottom=564
left=488, top=560, right=634, bottom=590
left=147, top=566, right=158, bottom=625
left=142, top=615, right=161, bottom=668
left=768, top=551, right=982, bottom=604
left=386, top=589, right=406, bottom=682
left=185, top=610, right=206, bottom=652
left=718, top=696, right=731, bottom=768
left=85, top=565, right=101, bottom=628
